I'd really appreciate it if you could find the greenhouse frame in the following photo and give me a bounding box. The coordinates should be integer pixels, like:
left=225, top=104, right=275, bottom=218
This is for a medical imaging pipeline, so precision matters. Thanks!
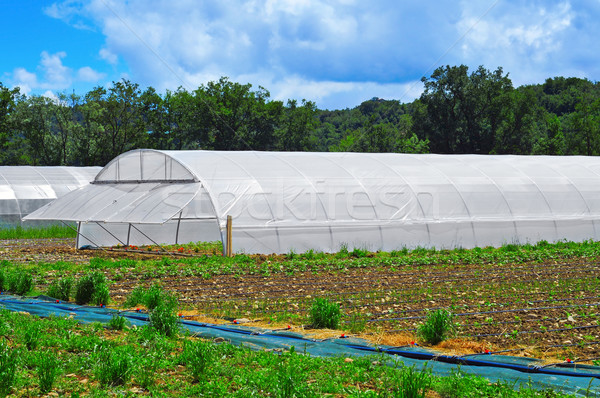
left=1, top=166, right=101, bottom=228
left=24, top=149, right=600, bottom=254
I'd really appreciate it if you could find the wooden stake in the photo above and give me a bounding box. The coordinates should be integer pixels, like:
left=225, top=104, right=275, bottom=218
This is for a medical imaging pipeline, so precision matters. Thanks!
left=226, top=215, right=233, bottom=257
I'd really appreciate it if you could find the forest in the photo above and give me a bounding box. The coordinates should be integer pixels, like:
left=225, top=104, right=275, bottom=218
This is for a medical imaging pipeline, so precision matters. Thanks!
left=0, top=64, right=599, bottom=166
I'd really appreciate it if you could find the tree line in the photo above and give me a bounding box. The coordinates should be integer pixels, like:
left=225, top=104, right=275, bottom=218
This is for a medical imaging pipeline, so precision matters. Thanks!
left=0, top=65, right=599, bottom=166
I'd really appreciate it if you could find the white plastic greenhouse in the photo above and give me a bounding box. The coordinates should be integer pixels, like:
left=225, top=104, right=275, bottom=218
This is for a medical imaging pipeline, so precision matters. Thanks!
left=23, top=149, right=600, bottom=254
left=1, top=166, right=101, bottom=228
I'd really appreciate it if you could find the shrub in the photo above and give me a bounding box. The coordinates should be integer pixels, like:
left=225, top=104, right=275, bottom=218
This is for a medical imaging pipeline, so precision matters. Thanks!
left=37, top=351, right=60, bottom=394
left=0, top=340, right=18, bottom=397
left=75, top=271, right=109, bottom=305
left=0, top=269, right=5, bottom=291
left=309, top=298, right=341, bottom=329
left=417, top=309, right=457, bottom=345
left=47, top=277, right=73, bottom=301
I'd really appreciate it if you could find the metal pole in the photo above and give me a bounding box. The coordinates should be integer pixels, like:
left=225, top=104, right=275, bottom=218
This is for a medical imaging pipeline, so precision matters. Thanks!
left=226, top=215, right=232, bottom=257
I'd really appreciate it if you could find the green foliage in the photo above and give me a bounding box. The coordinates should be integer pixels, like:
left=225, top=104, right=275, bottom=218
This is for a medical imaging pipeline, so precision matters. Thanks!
left=22, top=321, right=42, bottom=350
left=94, top=346, right=133, bottom=387
left=417, top=309, right=457, bottom=345
left=0, top=225, right=76, bottom=239
left=181, top=340, right=215, bottom=381
left=36, top=351, right=60, bottom=394
left=74, top=271, right=110, bottom=305
left=108, top=314, right=129, bottom=331
left=127, top=284, right=180, bottom=336
left=47, top=276, right=73, bottom=301
left=0, top=340, right=18, bottom=397
left=309, top=297, right=341, bottom=329
left=6, top=270, right=33, bottom=296
left=149, top=299, right=180, bottom=337
left=389, top=365, right=431, bottom=398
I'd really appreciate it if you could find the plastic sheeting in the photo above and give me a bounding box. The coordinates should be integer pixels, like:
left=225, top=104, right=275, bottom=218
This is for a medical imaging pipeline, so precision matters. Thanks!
left=1, top=294, right=599, bottom=397
left=24, top=149, right=600, bottom=253
left=0, top=166, right=100, bottom=228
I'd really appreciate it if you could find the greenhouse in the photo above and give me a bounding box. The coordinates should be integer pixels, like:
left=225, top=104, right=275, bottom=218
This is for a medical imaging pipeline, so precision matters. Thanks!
left=1, top=166, right=101, bottom=228
left=24, top=149, right=600, bottom=254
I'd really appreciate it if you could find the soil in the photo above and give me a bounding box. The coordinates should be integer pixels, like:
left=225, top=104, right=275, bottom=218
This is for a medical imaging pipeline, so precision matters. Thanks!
left=3, top=238, right=599, bottom=363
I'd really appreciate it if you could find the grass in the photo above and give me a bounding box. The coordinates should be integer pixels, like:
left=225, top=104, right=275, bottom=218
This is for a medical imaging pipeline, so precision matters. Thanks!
left=309, top=297, right=342, bottom=329
left=417, top=309, right=457, bottom=345
left=0, top=310, right=578, bottom=397
left=0, top=225, right=76, bottom=240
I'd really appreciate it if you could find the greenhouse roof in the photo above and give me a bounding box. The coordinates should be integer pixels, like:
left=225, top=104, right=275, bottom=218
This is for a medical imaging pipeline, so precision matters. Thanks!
left=24, top=149, right=600, bottom=253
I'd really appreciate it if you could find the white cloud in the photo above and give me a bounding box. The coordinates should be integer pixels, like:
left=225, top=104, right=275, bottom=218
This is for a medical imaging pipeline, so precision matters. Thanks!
left=99, top=48, right=118, bottom=65
left=42, top=0, right=600, bottom=108
left=77, top=66, right=105, bottom=81
left=9, top=51, right=106, bottom=94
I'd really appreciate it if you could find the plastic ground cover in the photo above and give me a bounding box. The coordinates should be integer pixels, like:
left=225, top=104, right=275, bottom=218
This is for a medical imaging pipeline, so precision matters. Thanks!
left=2, top=294, right=600, bottom=396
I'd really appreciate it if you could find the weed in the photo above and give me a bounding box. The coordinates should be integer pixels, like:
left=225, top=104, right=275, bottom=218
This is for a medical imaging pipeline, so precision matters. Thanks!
left=417, top=309, right=456, bottom=345
left=0, top=225, right=76, bottom=240
left=37, top=351, right=60, bottom=394
left=75, top=271, right=109, bottom=305
left=7, top=270, right=34, bottom=296
left=108, top=314, right=129, bottom=331
left=95, top=346, right=133, bottom=387
left=181, top=340, right=215, bottom=381
left=47, top=277, right=73, bottom=301
left=22, top=321, right=42, bottom=350
left=309, top=297, right=341, bottom=329
left=351, top=247, right=368, bottom=258
left=389, top=365, right=431, bottom=398
left=348, top=313, right=367, bottom=333
left=0, top=340, right=18, bottom=397
left=274, top=353, right=307, bottom=398
left=149, top=301, right=180, bottom=337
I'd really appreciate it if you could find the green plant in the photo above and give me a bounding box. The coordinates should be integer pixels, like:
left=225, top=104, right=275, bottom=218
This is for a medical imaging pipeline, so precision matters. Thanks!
left=309, top=297, right=341, bottom=329
left=95, top=346, right=133, bottom=387
left=37, top=351, right=60, bottom=394
left=351, top=247, right=368, bottom=258
left=149, top=300, right=179, bottom=337
left=47, top=277, right=73, bottom=301
left=22, top=321, right=42, bottom=350
left=7, top=270, right=33, bottom=296
left=348, top=313, right=367, bottom=333
left=181, top=340, right=215, bottom=381
left=75, top=271, right=109, bottom=305
left=417, top=309, right=456, bottom=345
left=0, top=340, right=18, bottom=397
left=389, top=365, right=431, bottom=398
left=0, top=269, right=5, bottom=291
left=108, top=314, right=129, bottom=331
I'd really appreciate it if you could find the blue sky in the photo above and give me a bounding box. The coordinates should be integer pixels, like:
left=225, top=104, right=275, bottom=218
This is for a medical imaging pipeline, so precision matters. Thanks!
left=2, top=0, right=599, bottom=109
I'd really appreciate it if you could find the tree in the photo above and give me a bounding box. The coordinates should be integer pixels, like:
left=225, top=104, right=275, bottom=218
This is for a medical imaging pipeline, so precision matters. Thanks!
left=570, top=95, right=600, bottom=156
left=0, top=83, right=20, bottom=164
left=414, top=65, right=514, bottom=154
left=276, top=99, right=319, bottom=151
left=193, top=77, right=283, bottom=150
left=84, top=80, right=147, bottom=165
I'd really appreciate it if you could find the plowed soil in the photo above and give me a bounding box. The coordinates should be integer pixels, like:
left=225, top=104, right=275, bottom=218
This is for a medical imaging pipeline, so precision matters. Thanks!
left=3, top=238, right=600, bottom=362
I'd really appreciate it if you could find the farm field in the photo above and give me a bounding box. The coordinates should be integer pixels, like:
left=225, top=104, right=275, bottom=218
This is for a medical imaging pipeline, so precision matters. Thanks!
left=3, top=237, right=600, bottom=362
